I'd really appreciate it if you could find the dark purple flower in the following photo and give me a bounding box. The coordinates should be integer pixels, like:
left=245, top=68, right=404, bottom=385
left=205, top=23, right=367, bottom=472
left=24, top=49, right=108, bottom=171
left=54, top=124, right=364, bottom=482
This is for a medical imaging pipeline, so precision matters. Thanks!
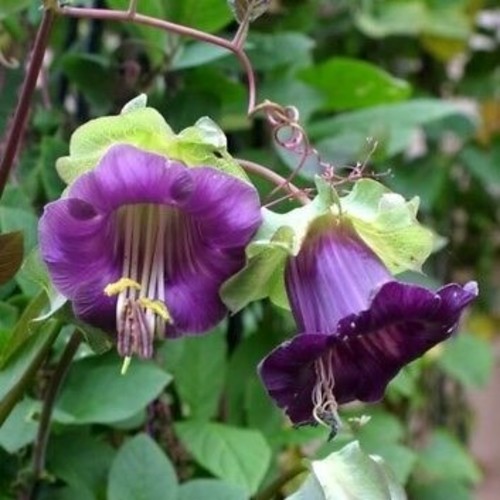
left=40, top=144, right=261, bottom=360
left=258, top=218, right=477, bottom=429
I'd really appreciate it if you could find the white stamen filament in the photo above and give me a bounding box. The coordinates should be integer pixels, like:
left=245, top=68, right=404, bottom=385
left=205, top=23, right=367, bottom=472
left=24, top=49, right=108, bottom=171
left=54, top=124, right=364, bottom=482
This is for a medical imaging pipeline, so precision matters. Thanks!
left=110, top=204, right=172, bottom=360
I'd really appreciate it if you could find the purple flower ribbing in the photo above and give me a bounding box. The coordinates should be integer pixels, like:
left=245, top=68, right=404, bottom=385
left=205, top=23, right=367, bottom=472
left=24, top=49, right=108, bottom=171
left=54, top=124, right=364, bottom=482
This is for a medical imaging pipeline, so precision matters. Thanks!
left=39, top=144, right=262, bottom=358
left=259, top=218, right=477, bottom=427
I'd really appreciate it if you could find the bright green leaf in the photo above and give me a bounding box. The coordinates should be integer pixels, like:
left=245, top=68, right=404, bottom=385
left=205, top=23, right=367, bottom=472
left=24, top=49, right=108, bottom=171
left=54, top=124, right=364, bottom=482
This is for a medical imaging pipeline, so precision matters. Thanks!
left=48, top=429, right=116, bottom=498
left=179, top=479, right=247, bottom=500
left=175, top=421, right=271, bottom=494
left=0, top=398, right=38, bottom=453
left=0, top=0, right=31, bottom=19
left=356, top=0, right=471, bottom=40
left=108, top=434, right=178, bottom=500
left=0, top=292, right=48, bottom=367
left=170, top=328, right=227, bottom=420
left=299, top=57, right=411, bottom=111
left=0, top=322, right=59, bottom=426
left=55, top=352, right=171, bottom=424
left=416, top=430, right=481, bottom=484
left=309, top=99, right=467, bottom=159
left=163, top=0, right=234, bottom=33
left=437, top=333, right=494, bottom=388
left=409, top=478, right=471, bottom=500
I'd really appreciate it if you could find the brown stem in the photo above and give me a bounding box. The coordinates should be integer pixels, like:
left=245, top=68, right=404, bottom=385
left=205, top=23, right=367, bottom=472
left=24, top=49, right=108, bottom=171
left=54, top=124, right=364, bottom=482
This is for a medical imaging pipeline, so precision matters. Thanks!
left=0, top=9, right=55, bottom=199
left=29, top=330, right=82, bottom=499
left=237, top=158, right=311, bottom=205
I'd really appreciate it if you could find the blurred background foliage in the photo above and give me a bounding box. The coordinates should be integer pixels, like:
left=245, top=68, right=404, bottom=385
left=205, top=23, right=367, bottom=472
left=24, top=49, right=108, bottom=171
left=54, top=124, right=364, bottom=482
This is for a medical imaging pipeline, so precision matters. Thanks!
left=0, top=0, right=499, bottom=498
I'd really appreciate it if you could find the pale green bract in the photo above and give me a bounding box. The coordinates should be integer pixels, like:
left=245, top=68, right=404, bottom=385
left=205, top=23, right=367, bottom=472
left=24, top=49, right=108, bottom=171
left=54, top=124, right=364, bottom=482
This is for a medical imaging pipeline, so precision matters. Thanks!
left=56, top=95, right=248, bottom=185
left=221, top=177, right=434, bottom=313
left=286, top=441, right=406, bottom=500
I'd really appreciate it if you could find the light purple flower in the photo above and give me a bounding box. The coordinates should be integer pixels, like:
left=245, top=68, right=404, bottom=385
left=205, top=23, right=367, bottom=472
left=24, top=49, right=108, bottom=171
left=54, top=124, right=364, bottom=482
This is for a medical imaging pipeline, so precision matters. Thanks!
left=39, top=144, right=262, bottom=359
left=258, top=218, right=477, bottom=430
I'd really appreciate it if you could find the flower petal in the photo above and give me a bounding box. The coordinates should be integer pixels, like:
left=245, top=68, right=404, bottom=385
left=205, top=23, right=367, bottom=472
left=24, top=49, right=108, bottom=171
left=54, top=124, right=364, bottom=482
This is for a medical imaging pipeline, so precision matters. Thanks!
left=39, top=144, right=262, bottom=336
left=259, top=335, right=329, bottom=425
left=259, top=281, right=478, bottom=425
left=285, top=219, right=391, bottom=333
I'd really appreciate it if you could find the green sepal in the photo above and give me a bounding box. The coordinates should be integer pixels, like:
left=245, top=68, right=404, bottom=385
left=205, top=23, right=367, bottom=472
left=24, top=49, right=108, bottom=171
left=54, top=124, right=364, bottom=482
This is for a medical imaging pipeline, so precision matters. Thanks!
left=341, top=178, right=433, bottom=274
left=56, top=95, right=248, bottom=185
left=221, top=177, right=433, bottom=313
left=221, top=177, right=334, bottom=312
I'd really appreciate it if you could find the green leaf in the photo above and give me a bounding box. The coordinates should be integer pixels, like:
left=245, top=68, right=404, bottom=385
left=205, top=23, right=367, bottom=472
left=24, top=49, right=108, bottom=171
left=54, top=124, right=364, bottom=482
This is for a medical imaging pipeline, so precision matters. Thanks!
left=225, top=320, right=287, bottom=424
left=60, top=53, right=114, bottom=109
left=246, top=32, right=314, bottom=71
left=228, top=0, right=271, bottom=23
left=260, top=77, right=325, bottom=123
left=309, top=99, right=467, bottom=158
left=437, top=333, right=494, bottom=388
left=163, top=0, right=234, bottom=33
left=0, top=322, right=59, bottom=426
left=171, top=43, right=230, bottom=70
left=17, top=248, right=67, bottom=323
left=299, top=57, right=411, bottom=111
left=108, top=434, right=178, bottom=500
left=0, top=0, right=31, bottom=19
left=0, top=292, right=48, bottom=367
left=288, top=441, right=406, bottom=500
left=409, top=479, right=471, bottom=500
left=39, top=137, right=67, bottom=201
left=55, top=352, right=171, bottom=424
left=460, top=143, right=500, bottom=193
left=0, top=232, right=23, bottom=285
left=355, top=0, right=471, bottom=39
left=47, top=429, right=115, bottom=498
left=169, top=328, right=226, bottom=420
left=179, top=479, right=247, bottom=500
left=175, top=421, right=271, bottom=494
left=57, top=304, right=112, bottom=355
left=0, top=398, right=38, bottom=453
left=416, top=430, right=481, bottom=484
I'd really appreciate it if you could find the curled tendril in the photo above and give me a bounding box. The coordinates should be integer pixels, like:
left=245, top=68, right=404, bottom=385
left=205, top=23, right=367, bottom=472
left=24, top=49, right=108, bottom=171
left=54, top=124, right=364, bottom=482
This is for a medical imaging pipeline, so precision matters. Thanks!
left=253, top=100, right=391, bottom=206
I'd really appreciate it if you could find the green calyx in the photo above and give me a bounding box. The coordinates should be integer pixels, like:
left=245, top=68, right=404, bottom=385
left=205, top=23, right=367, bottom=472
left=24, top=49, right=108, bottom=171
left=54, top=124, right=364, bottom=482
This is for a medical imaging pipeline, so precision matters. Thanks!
left=56, top=94, right=248, bottom=185
left=221, top=176, right=434, bottom=313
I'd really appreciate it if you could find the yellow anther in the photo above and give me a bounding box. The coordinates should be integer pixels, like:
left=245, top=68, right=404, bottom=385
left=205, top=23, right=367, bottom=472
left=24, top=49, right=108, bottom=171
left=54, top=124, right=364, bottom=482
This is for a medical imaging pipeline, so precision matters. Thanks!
left=138, top=298, right=172, bottom=323
left=121, top=356, right=132, bottom=375
left=104, top=278, right=141, bottom=296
